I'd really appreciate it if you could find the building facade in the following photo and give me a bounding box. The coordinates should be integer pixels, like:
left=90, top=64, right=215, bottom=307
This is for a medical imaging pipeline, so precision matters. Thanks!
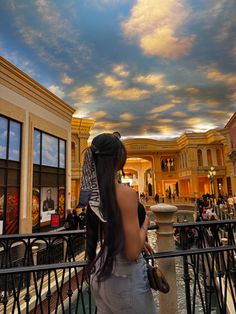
left=0, top=57, right=75, bottom=234
left=123, top=122, right=235, bottom=199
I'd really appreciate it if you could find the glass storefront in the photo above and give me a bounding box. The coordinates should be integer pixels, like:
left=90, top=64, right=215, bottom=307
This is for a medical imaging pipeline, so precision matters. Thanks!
left=32, top=129, right=66, bottom=232
left=0, top=115, right=21, bottom=234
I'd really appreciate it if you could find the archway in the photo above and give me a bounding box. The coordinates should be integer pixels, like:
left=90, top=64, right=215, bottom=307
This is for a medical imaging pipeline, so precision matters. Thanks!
left=123, top=157, right=153, bottom=196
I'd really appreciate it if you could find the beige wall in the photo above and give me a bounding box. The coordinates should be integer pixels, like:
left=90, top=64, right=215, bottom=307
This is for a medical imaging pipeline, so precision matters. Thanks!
left=0, top=57, right=75, bottom=234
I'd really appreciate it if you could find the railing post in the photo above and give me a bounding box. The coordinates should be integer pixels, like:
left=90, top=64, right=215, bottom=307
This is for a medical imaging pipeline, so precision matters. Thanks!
left=151, top=203, right=178, bottom=314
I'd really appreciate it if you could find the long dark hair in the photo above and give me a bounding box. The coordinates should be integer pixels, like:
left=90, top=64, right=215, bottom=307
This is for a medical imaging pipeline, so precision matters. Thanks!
left=85, top=133, right=127, bottom=281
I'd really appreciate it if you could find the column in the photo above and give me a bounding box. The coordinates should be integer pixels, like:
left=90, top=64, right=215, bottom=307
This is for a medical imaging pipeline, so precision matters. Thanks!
left=153, top=153, right=162, bottom=195
left=151, top=204, right=178, bottom=314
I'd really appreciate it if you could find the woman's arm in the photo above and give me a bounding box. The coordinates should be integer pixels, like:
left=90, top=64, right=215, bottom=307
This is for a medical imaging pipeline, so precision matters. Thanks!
left=117, top=185, right=149, bottom=261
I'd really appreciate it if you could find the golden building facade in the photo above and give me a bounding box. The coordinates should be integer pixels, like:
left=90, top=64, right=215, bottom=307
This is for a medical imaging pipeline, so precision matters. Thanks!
left=123, top=121, right=236, bottom=199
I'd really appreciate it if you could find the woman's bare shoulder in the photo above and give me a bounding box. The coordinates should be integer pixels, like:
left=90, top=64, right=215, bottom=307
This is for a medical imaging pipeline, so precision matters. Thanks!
left=116, top=184, right=137, bottom=210
left=116, top=183, right=136, bottom=196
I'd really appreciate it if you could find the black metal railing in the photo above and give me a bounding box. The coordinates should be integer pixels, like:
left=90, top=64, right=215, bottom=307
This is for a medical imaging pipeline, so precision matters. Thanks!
left=0, top=220, right=235, bottom=314
left=0, top=230, right=87, bottom=313
left=171, top=219, right=236, bottom=314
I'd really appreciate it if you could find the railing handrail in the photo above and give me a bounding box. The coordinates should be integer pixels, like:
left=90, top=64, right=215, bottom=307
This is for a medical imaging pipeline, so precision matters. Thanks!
left=0, top=245, right=235, bottom=274
left=0, top=260, right=88, bottom=275
left=0, top=229, right=86, bottom=240
left=173, top=219, right=236, bottom=228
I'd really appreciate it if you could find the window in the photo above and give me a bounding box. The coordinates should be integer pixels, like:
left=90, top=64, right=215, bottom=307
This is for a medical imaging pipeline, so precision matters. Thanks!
left=207, top=149, right=212, bottom=166
left=0, top=115, right=21, bottom=234
left=32, top=129, right=66, bottom=231
left=197, top=149, right=203, bottom=166
left=216, top=149, right=222, bottom=166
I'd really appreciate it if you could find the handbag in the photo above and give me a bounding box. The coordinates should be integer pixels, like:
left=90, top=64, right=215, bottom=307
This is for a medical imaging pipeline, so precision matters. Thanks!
left=146, top=255, right=170, bottom=293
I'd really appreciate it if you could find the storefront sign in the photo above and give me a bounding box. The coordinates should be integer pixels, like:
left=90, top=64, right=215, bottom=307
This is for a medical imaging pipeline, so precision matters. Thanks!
left=51, top=214, right=60, bottom=228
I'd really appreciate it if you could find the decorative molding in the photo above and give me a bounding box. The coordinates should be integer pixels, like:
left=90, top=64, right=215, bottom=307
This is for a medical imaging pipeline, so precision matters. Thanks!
left=0, top=56, right=75, bottom=122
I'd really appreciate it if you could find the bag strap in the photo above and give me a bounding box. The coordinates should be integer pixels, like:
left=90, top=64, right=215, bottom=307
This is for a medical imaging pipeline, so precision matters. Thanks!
left=151, top=253, right=156, bottom=267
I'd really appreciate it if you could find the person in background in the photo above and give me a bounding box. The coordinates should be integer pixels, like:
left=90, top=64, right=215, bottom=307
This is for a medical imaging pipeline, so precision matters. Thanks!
left=79, top=133, right=157, bottom=314
left=78, top=207, right=86, bottom=230
left=72, top=209, right=79, bottom=230
left=64, top=212, right=75, bottom=230
left=154, top=193, right=159, bottom=204
left=233, top=194, right=236, bottom=212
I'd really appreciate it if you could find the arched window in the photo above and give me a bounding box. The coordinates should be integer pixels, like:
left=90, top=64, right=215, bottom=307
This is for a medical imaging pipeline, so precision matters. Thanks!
left=216, top=149, right=222, bottom=166
left=71, top=141, right=75, bottom=162
left=207, top=149, right=212, bottom=165
left=197, top=149, right=203, bottom=166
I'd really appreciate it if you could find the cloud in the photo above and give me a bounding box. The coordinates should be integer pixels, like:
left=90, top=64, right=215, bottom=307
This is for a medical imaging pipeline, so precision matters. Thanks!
left=232, top=45, right=236, bottom=59
left=187, top=102, right=201, bottom=112
left=92, top=121, right=131, bottom=134
left=11, top=1, right=91, bottom=71
left=154, top=125, right=179, bottom=137
left=206, top=100, right=222, bottom=107
left=69, top=85, right=96, bottom=103
left=91, top=111, right=108, bottom=119
left=120, top=113, right=135, bottom=121
left=113, top=64, right=129, bottom=77
left=102, top=75, right=124, bottom=89
left=171, top=112, right=188, bottom=117
left=134, top=73, right=178, bottom=93
left=185, top=117, right=203, bottom=125
left=159, top=118, right=173, bottom=123
left=185, top=87, right=199, bottom=94
left=61, top=74, right=74, bottom=85
left=73, top=108, right=90, bottom=118
left=122, top=0, right=195, bottom=59
left=134, top=74, right=164, bottom=86
left=105, top=87, right=150, bottom=100
left=207, top=68, right=236, bottom=86
left=149, top=104, right=175, bottom=114
left=229, top=92, right=236, bottom=102
left=48, top=85, right=65, bottom=98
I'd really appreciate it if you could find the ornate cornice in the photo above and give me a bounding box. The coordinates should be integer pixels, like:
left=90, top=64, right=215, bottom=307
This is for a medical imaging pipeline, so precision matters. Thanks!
left=0, top=56, right=75, bottom=122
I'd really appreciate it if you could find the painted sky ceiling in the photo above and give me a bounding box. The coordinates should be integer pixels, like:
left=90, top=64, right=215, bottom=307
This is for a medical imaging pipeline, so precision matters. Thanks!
left=1, top=0, right=236, bottom=140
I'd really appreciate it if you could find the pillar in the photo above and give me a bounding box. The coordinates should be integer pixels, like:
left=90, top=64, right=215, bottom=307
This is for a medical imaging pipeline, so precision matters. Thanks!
left=150, top=203, right=178, bottom=314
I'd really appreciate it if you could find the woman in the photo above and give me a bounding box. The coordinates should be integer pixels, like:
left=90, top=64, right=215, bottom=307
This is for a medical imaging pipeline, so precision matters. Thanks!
left=79, top=133, right=157, bottom=314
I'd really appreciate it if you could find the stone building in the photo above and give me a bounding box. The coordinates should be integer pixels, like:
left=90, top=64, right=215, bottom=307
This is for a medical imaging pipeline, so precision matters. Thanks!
left=123, top=121, right=235, bottom=199
left=0, top=57, right=94, bottom=235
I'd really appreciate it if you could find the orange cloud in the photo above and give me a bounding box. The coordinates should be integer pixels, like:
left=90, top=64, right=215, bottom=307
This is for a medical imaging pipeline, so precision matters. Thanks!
left=69, top=85, right=96, bottom=103
left=134, top=73, right=164, bottom=86
left=61, top=74, right=74, bottom=85
left=48, top=85, right=65, bottom=98
left=185, top=87, right=199, bottom=94
left=207, top=68, right=236, bottom=86
left=105, top=88, right=150, bottom=100
left=113, top=64, right=129, bottom=77
left=91, top=111, right=108, bottom=119
left=149, top=104, right=175, bottom=114
left=103, top=75, right=123, bottom=89
left=120, top=113, right=135, bottom=121
left=171, top=112, right=188, bottom=117
left=122, top=0, right=195, bottom=59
